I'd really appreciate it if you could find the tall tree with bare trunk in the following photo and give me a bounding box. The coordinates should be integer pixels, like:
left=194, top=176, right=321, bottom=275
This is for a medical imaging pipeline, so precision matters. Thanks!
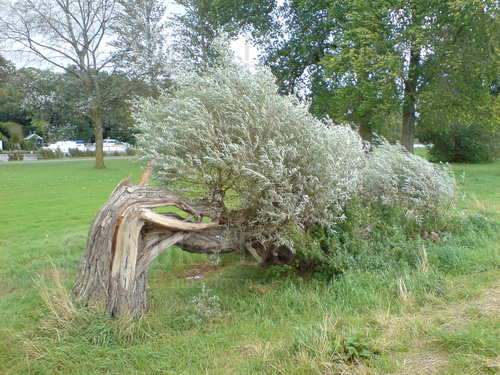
left=0, top=0, right=168, bottom=166
left=0, top=0, right=118, bottom=167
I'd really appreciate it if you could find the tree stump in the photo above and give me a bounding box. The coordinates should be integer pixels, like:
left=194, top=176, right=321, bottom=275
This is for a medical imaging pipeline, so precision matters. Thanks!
left=74, top=172, right=294, bottom=317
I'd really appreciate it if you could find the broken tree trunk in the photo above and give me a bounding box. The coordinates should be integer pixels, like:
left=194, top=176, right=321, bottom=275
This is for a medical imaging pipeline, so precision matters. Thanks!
left=74, top=172, right=295, bottom=318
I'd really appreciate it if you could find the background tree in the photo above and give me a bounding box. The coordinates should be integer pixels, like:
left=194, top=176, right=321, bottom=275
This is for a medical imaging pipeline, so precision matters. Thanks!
left=171, top=0, right=276, bottom=70
left=0, top=0, right=117, bottom=167
left=171, top=0, right=222, bottom=70
left=0, top=56, right=32, bottom=143
left=0, top=121, right=24, bottom=149
left=417, top=0, right=499, bottom=134
left=22, top=68, right=142, bottom=143
left=111, top=0, right=169, bottom=88
left=19, top=68, right=76, bottom=141
left=0, top=55, right=16, bottom=84
left=198, top=0, right=497, bottom=151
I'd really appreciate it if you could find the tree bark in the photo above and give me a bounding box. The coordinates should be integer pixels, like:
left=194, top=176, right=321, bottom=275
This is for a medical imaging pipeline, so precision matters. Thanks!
left=74, top=175, right=295, bottom=317
left=74, top=182, right=221, bottom=316
left=401, top=48, right=420, bottom=153
left=358, top=122, right=372, bottom=142
left=94, top=109, right=105, bottom=169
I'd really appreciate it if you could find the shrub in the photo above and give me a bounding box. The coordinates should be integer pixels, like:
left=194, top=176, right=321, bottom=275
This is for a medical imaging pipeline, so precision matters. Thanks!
left=125, top=147, right=136, bottom=156
left=285, top=141, right=457, bottom=276
left=132, top=47, right=460, bottom=273
left=359, top=141, right=456, bottom=221
left=133, top=56, right=365, bottom=245
left=68, top=149, right=95, bottom=157
left=425, top=123, right=499, bottom=163
left=22, top=139, right=39, bottom=151
left=7, top=151, right=23, bottom=161
left=0, top=121, right=23, bottom=149
left=38, top=149, right=64, bottom=159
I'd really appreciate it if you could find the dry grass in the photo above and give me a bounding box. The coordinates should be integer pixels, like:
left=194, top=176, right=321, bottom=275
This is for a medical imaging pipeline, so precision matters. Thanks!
left=36, top=264, right=78, bottom=330
left=20, top=265, right=82, bottom=366
left=375, top=279, right=500, bottom=374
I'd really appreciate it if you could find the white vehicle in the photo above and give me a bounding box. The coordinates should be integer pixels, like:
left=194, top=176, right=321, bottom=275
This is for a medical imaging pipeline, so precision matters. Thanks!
left=46, top=140, right=86, bottom=154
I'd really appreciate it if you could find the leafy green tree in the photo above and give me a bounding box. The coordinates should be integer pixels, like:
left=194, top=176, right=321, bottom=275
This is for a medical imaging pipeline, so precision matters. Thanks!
left=0, top=121, right=24, bottom=149
left=1, top=0, right=117, bottom=168
left=24, top=68, right=141, bottom=143
left=0, top=57, right=32, bottom=132
left=416, top=0, right=499, bottom=134
left=207, top=0, right=497, bottom=151
left=309, top=0, right=497, bottom=151
left=171, top=0, right=222, bottom=69
left=0, top=55, right=16, bottom=85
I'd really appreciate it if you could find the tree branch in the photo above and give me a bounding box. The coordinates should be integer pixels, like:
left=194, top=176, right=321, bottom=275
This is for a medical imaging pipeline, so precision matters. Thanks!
left=140, top=209, right=218, bottom=231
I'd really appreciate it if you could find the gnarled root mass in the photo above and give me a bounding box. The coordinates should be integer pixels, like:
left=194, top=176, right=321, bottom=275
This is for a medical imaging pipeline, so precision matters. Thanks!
left=73, top=175, right=294, bottom=318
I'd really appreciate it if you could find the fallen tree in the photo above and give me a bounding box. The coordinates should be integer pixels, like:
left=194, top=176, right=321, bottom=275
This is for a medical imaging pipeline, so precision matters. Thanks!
left=74, top=170, right=295, bottom=317
left=72, top=54, right=456, bottom=318
left=74, top=52, right=365, bottom=317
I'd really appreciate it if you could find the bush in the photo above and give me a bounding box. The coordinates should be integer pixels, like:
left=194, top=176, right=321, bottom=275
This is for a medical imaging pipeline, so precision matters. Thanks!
left=133, top=55, right=365, bottom=244
left=291, top=140, right=456, bottom=275
left=0, top=121, right=23, bottom=149
left=38, top=149, right=64, bottom=159
left=360, top=141, right=456, bottom=221
left=125, top=147, right=136, bottom=156
left=289, top=198, right=500, bottom=278
left=22, top=139, right=39, bottom=151
left=7, top=151, right=23, bottom=161
left=425, top=123, right=499, bottom=163
left=132, top=46, right=460, bottom=273
left=290, top=203, right=422, bottom=276
left=68, top=149, right=95, bottom=157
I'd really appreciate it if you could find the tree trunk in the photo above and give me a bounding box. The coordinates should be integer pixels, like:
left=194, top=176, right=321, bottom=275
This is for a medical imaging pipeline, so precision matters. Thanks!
left=74, top=173, right=294, bottom=317
left=401, top=48, right=420, bottom=153
left=93, top=109, right=105, bottom=169
left=358, top=122, right=372, bottom=142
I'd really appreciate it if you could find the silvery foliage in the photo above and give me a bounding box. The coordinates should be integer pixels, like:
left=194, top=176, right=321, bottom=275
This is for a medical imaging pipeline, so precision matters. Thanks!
left=133, top=54, right=365, bottom=240
left=360, top=141, right=456, bottom=221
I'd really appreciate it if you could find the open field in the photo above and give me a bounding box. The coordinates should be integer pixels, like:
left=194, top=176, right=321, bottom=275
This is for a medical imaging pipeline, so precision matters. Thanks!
left=0, top=158, right=499, bottom=374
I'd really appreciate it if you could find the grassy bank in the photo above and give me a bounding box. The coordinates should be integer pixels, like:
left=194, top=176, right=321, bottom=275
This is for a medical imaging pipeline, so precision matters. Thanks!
left=0, top=159, right=498, bottom=374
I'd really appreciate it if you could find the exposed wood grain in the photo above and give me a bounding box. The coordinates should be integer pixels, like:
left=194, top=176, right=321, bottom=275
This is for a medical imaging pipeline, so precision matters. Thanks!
left=140, top=210, right=218, bottom=231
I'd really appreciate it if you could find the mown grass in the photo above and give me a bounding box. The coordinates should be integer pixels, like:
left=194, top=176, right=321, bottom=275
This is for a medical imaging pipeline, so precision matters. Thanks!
left=0, top=158, right=499, bottom=374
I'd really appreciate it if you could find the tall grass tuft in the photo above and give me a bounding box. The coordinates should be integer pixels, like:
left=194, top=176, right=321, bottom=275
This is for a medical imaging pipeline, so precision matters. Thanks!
left=36, top=265, right=78, bottom=331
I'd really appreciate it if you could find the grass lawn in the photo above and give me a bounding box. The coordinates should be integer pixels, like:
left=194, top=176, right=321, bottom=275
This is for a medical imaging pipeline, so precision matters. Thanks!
left=0, top=158, right=499, bottom=374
